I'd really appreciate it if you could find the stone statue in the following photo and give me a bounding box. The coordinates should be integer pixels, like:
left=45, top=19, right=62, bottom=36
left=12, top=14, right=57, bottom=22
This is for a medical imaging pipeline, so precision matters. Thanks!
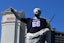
left=10, top=8, right=51, bottom=43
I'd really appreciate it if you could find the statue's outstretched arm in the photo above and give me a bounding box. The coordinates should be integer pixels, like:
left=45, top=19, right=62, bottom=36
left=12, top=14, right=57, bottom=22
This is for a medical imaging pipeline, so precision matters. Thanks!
left=10, top=8, right=22, bottom=20
left=10, top=8, right=30, bottom=23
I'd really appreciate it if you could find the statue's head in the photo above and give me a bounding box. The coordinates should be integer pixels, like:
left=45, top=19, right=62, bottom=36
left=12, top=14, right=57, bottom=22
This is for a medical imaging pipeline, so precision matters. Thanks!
left=33, top=8, right=41, bottom=17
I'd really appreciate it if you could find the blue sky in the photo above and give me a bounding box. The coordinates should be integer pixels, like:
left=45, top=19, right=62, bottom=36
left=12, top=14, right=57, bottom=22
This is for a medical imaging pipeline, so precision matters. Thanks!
left=0, top=0, right=64, bottom=40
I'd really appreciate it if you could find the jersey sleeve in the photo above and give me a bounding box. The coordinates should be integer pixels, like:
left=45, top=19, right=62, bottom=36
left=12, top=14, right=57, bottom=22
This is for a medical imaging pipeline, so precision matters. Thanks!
left=20, top=18, right=30, bottom=24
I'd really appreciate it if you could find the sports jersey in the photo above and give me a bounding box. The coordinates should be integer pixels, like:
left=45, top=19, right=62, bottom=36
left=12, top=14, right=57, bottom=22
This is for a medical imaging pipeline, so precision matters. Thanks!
left=20, top=18, right=50, bottom=33
left=10, top=8, right=50, bottom=33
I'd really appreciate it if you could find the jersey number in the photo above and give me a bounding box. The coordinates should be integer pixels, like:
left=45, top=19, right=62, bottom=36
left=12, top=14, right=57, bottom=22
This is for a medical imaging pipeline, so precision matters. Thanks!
left=32, top=20, right=40, bottom=27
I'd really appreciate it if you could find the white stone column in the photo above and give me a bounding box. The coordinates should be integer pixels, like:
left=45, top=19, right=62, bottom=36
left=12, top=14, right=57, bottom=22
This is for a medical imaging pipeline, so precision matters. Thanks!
left=1, top=8, right=26, bottom=43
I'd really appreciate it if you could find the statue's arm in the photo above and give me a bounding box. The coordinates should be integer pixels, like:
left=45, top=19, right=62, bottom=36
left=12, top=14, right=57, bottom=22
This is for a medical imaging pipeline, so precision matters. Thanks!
left=10, top=8, right=22, bottom=20
left=10, top=8, right=29, bottom=23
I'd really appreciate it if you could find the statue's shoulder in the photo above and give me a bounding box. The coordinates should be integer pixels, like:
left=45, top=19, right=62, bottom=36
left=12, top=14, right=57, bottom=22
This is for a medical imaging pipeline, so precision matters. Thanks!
left=40, top=17, right=50, bottom=22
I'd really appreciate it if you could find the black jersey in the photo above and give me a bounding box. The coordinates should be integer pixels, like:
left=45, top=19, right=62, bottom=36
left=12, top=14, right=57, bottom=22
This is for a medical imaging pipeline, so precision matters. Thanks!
left=20, top=18, right=50, bottom=33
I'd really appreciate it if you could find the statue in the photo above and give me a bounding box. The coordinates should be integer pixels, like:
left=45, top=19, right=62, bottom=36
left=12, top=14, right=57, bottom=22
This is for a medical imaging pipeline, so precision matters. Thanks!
left=10, top=8, right=51, bottom=43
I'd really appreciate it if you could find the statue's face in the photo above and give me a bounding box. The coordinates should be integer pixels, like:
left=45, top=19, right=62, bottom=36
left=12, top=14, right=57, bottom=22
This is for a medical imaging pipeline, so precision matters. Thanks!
left=34, top=8, right=41, bottom=17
